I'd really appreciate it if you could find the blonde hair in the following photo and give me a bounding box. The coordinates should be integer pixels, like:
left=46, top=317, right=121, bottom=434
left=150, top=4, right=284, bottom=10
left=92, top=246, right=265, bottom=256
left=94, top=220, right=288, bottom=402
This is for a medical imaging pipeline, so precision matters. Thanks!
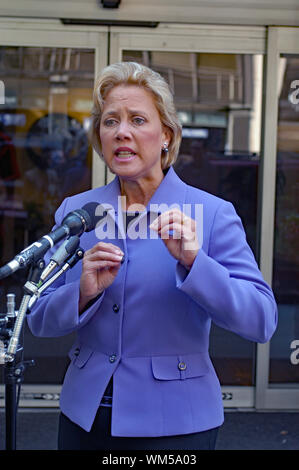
left=90, top=61, right=182, bottom=169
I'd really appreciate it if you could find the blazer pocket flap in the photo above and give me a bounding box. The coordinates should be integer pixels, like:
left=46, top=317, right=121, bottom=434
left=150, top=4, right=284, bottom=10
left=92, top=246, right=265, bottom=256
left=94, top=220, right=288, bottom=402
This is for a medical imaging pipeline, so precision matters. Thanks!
left=151, top=352, right=210, bottom=380
left=68, top=344, right=93, bottom=368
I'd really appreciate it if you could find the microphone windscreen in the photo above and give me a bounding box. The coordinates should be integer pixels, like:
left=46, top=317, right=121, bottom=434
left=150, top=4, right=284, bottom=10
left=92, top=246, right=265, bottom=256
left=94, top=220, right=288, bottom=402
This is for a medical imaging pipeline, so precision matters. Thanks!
left=81, top=202, right=107, bottom=231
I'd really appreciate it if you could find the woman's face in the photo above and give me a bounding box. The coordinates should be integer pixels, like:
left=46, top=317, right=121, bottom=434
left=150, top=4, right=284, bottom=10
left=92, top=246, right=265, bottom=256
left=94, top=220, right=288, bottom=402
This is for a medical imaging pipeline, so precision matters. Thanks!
left=99, top=84, right=169, bottom=182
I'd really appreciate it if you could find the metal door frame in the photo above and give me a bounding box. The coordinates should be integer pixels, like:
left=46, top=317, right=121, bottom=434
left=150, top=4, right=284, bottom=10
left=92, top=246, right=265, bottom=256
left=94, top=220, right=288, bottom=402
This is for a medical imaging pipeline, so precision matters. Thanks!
left=255, top=26, right=299, bottom=410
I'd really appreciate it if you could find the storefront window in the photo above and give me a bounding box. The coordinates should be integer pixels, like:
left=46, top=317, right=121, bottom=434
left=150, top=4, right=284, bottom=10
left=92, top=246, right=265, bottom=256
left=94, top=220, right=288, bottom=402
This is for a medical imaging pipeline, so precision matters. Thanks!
left=0, top=46, right=94, bottom=383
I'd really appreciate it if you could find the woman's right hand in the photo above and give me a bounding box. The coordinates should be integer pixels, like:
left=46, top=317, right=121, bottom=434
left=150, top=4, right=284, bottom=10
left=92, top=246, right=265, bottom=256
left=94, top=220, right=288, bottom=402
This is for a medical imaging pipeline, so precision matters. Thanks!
left=79, top=242, right=124, bottom=313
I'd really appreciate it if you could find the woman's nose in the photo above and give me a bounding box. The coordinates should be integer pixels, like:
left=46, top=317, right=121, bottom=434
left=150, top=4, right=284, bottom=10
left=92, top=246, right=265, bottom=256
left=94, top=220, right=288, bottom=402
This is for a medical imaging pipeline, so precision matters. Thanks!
left=115, top=121, right=131, bottom=140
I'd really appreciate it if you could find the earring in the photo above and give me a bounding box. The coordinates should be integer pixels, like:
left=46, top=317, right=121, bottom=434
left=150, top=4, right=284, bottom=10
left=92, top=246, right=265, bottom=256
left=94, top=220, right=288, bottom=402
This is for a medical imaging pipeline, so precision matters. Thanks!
left=162, top=142, right=169, bottom=153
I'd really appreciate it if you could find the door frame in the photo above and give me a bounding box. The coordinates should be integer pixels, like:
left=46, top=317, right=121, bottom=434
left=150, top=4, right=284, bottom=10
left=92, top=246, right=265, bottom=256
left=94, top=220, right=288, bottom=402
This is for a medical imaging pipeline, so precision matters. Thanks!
left=255, top=26, right=299, bottom=410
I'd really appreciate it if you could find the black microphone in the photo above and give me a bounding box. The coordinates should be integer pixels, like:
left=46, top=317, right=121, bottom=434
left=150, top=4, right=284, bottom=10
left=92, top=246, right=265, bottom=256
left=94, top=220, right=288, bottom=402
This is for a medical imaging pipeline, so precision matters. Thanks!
left=0, top=202, right=100, bottom=280
left=39, top=235, right=80, bottom=282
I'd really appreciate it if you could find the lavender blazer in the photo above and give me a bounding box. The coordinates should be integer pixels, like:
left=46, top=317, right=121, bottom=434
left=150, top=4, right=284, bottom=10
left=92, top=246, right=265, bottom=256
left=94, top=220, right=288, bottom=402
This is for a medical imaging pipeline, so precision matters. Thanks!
left=27, top=167, right=277, bottom=436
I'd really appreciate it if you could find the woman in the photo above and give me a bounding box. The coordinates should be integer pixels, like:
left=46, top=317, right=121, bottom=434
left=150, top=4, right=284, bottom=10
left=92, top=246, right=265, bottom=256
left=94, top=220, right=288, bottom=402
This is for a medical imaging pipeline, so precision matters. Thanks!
left=27, top=62, right=277, bottom=450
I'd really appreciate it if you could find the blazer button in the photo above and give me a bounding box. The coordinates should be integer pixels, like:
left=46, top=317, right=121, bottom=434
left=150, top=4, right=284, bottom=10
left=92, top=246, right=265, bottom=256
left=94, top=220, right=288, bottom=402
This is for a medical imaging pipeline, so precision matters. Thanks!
left=112, top=304, right=120, bottom=313
left=178, top=361, right=187, bottom=371
left=109, top=354, right=117, bottom=363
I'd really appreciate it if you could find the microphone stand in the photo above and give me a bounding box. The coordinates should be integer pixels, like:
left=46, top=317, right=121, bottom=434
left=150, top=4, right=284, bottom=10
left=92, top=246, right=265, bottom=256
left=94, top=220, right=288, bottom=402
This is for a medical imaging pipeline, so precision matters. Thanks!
left=0, top=293, right=19, bottom=451
left=0, top=247, right=84, bottom=450
left=0, top=259, right=44, bottom=450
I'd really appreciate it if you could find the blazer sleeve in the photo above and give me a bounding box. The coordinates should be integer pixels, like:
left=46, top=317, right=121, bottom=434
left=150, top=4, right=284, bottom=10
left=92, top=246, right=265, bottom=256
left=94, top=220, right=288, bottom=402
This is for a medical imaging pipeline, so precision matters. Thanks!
left=176, top=199, right=278, bottom=343
left=27, top=198, right=105, bottom=338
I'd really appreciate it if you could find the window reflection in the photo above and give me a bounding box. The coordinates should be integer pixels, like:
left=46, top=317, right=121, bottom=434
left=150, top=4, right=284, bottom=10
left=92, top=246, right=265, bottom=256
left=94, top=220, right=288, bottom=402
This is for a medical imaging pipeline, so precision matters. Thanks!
left=23, top=112, right=90, bottom=237
left=0, top=46, right=94, bottom=384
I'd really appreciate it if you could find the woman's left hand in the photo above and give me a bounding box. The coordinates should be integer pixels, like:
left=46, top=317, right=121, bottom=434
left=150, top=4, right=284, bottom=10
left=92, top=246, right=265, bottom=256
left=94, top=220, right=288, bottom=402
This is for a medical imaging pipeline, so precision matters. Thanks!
left=149, top=209, right=200, bottom=270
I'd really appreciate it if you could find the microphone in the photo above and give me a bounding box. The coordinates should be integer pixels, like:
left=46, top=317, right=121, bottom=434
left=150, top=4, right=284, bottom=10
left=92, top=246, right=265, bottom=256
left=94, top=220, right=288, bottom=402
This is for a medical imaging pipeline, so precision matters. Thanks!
left=39, top=235, right=80, bottom=283
left=27, top=247, right=85, bottom=311
left=0, top=202, right=100, bottom=280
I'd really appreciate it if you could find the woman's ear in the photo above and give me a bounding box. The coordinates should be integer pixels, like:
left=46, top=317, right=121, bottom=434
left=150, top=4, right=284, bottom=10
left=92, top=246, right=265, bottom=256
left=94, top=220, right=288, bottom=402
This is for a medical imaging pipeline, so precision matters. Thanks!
left=162, top=126, right=171, bottom=148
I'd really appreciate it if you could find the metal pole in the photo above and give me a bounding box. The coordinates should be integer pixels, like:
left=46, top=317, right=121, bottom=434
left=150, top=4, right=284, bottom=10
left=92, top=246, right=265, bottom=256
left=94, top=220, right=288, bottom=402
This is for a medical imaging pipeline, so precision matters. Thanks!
left=5, top=363, right=17, bottom=450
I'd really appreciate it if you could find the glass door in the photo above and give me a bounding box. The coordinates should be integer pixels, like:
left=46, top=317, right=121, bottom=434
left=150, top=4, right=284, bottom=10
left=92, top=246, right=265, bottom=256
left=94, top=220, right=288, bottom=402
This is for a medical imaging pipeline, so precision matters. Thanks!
left=0, top=20, right=108, bottom=406
left=256, top=27, right=299, bottom=409
left=110, top=24, right=267, bottom=408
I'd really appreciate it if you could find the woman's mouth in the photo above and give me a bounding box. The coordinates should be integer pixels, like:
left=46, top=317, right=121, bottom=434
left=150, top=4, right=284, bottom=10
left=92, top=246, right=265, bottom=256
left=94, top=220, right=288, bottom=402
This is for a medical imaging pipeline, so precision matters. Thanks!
left=114, top=149, right=137, bottom=161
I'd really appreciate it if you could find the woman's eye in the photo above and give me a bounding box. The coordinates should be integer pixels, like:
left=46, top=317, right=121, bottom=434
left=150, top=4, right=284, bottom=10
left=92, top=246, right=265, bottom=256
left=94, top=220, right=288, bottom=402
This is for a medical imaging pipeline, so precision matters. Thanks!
left=103, top=118, right=117, bottom=127
left=133, top=117, right=145, bottom=125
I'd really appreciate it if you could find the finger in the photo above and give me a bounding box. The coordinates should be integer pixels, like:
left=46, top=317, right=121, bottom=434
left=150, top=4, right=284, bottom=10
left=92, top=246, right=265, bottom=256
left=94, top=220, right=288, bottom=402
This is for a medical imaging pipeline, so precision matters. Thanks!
left=158, top=222, right=184, bottom=239
left=82, top=259, right=122, bottom=270
left=150, top=210, right=191, bottom=230
left=96, top=260, right=123, bottom=269
left=159, top=222, right=196, bottom=240
left=85, top=242, right=124, bottom=257
left=84, top=250, right=124, bottom=262
left=89, top=242, right=124, bottom=256
left=167, top=213, right=195, bottom=232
